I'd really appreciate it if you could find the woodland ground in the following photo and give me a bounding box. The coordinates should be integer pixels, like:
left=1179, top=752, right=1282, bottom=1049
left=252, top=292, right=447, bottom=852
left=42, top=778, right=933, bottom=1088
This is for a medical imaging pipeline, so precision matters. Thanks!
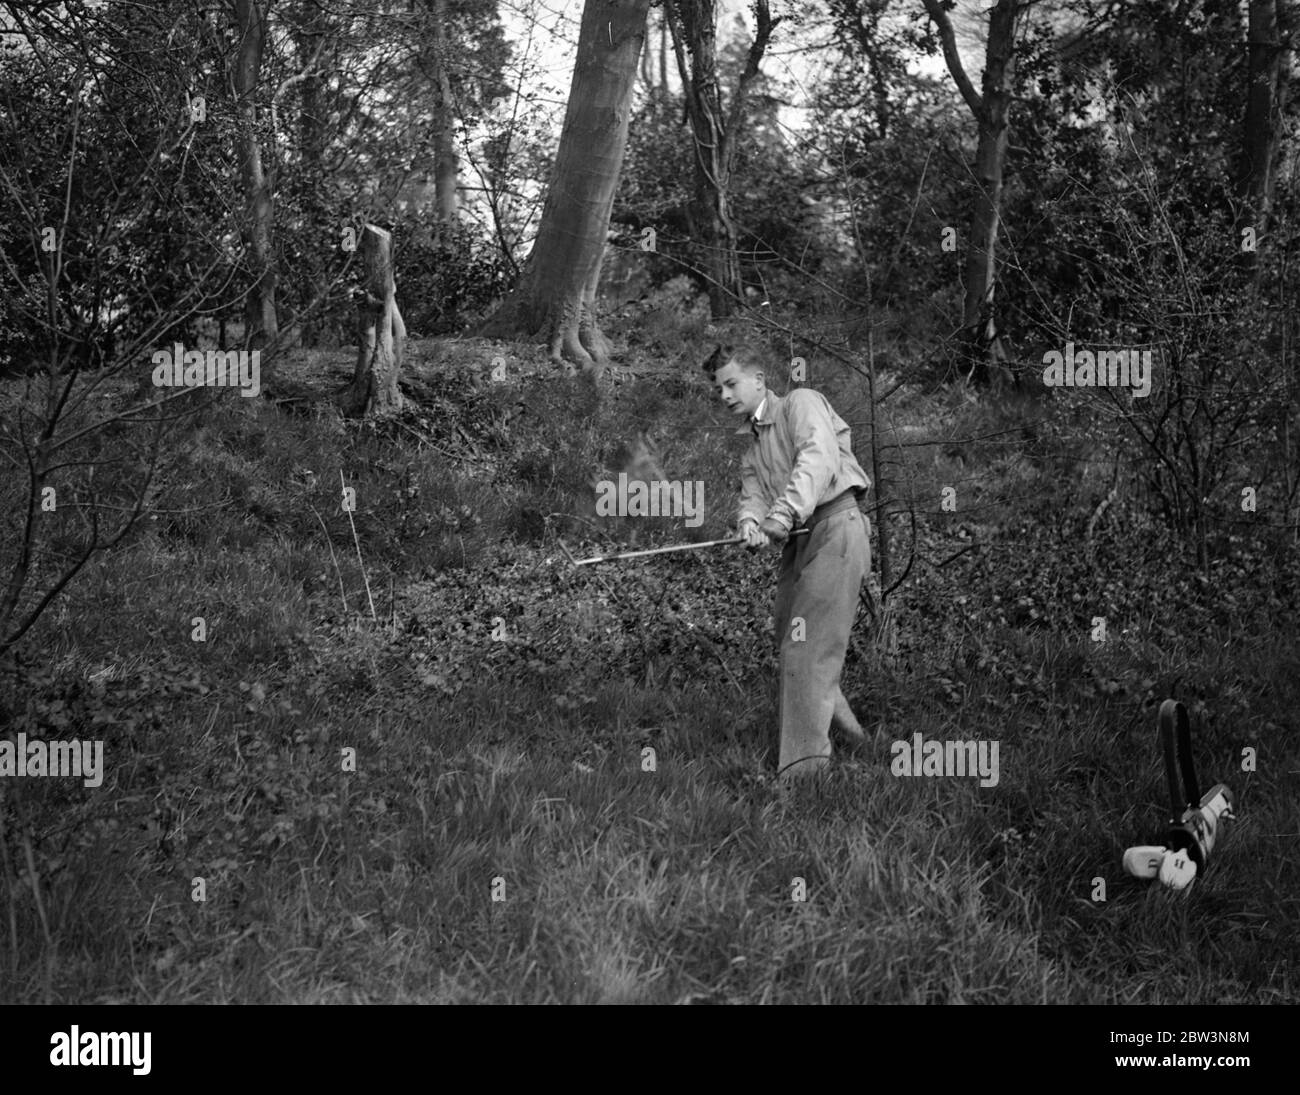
left=1, top=303, right=1297, bottom=1004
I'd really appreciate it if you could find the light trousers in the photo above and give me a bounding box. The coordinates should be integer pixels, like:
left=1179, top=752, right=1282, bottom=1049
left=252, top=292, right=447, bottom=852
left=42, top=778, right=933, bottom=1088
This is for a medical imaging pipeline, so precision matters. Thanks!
left=772, top=507, right=871, bottom=780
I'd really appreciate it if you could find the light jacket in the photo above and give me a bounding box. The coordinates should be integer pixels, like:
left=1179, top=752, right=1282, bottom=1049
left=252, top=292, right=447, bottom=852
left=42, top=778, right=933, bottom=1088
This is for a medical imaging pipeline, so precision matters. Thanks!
left=735, top=389, right=872, bottom=533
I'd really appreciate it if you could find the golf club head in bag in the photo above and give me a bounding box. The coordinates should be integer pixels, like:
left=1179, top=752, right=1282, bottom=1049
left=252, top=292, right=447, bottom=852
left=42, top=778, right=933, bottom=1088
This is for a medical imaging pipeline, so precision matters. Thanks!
left=1122, top=845, right=1168, bottom=879
left=1157, top=847, right=1197, bottom=890
left=1165, top=783, right=1234, bottom=871
left=1121, top=845, right=1199, bottom=889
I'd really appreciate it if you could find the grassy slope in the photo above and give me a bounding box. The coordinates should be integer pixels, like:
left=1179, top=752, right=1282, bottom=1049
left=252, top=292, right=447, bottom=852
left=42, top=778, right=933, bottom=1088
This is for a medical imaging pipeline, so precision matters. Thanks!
left=1, top=323, right=1297, bottom=1004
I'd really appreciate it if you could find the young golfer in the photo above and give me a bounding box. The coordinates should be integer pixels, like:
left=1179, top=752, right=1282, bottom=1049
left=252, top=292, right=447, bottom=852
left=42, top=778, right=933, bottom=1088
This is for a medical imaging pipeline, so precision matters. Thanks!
left=706, top=345, right=875, bottom=781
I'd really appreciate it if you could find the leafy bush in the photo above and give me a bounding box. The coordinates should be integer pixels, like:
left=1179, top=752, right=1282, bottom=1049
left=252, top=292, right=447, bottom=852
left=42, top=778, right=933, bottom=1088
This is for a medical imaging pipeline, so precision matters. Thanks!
left=395, top=220, right=514, bottom=336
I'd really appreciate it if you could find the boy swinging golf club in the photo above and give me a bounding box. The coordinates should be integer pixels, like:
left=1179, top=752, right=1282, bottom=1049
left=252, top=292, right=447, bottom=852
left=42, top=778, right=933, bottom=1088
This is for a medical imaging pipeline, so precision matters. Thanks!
left=705, top=344, right=877, bottom=782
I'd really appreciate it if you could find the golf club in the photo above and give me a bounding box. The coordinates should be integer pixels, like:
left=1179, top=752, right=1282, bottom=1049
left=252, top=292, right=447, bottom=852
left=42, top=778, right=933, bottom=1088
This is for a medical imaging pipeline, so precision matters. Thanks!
left=564, top=527, right=809, bottom=567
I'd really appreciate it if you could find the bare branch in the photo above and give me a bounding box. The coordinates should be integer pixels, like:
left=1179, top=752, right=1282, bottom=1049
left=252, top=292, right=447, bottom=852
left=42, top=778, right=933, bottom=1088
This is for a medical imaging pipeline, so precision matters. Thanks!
left=921, top=0, right=985, bottom=118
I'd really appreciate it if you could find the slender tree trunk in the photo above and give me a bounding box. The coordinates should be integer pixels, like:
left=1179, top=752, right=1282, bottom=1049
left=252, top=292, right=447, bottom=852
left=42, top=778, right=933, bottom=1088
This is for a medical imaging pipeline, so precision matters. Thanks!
left=346, top=225, right=406, bottom=417
left=295, top=3, right=327, bottom=346
left=666, top=0, right=777, bottom=319
left=1238, top=0, right=1290, bottom=268
left=477, top=0, right=651, bottom=376
left=234, top=0, right=278, bottom=350
left=431, top=0, right=459, bottom=235
left=667, top=0, right=739, bottom=317
left=923, top=0, right=1020, bottom=388
left=640, top=6, right=656, bottom=93
left=659, top=10, right=669, bottom=95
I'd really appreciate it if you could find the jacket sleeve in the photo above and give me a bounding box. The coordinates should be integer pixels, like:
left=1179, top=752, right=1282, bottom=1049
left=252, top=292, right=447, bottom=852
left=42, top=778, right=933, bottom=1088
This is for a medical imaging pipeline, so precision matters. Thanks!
left=737, top=448, right=766, bottom=527
left=766, top=391, right=839, bottom=531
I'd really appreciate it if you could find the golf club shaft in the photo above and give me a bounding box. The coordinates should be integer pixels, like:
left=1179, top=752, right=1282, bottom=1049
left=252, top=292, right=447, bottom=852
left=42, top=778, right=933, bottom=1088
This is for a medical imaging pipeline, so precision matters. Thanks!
left=572, top=527, right=808, bottom=566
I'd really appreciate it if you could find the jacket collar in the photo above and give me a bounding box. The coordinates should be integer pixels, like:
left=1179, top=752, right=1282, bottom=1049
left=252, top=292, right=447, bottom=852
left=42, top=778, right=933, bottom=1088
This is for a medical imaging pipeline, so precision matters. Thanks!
left=734, top=390, right=781, bottom=436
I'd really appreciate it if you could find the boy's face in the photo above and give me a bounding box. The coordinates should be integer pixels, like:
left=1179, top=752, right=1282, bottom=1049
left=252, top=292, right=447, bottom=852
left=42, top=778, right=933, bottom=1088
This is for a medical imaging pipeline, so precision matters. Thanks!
left=712, top=362, right=766, bottom=419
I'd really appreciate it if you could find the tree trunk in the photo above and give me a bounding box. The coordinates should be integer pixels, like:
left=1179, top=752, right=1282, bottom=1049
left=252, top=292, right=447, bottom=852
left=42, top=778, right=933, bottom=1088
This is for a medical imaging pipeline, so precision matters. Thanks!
left=923, top=0, right=1020, bottom=388
left=346, top=225, right=406, bottom=417
left=659, top=9, right=669, bottom=95
left=477, top=0, right=652, bottom=376
left=431, top=0, right=459, bottom=234
left=234, top=0, right=278, bottom=350
left=640, top=5, right=656, bottom=93
left=667, top=0, right=739, bottom=317
left=1238, top=0, right=1289, bottom=265
left=294, top=2, right=327, bottom=347
left=666, top=0, right=777, bottom=319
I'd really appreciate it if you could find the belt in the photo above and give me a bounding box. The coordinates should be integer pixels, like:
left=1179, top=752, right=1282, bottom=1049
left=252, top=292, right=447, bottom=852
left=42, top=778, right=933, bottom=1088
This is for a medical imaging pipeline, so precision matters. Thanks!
left=801, top=488, right=862, bottom=531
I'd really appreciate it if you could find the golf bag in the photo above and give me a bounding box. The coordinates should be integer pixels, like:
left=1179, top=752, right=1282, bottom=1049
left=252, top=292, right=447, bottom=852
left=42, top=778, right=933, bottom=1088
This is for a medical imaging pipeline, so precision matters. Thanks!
left=1157, top=699, right=1234, bottom=871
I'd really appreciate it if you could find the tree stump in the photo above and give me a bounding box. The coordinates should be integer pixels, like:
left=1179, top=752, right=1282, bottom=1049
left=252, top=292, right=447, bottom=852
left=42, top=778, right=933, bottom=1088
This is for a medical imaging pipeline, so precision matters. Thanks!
left=345, top=224, right=406, bottom=417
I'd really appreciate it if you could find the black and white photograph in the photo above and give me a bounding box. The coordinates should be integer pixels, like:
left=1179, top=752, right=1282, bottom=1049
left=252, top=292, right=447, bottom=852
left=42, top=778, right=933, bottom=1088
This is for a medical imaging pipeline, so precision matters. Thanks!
left=0, top=0, right=1295, bottom=1053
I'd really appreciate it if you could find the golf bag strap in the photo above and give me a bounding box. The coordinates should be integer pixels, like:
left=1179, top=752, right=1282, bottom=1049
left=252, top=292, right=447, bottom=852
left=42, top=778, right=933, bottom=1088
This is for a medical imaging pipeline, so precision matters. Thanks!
left=1159, top=699, right=1200, bottom=818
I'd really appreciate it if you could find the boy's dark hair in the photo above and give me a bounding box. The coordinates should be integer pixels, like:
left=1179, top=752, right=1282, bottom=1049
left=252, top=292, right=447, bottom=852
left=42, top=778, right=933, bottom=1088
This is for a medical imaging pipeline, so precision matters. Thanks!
left=701, top=343, right=767, bottom=378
